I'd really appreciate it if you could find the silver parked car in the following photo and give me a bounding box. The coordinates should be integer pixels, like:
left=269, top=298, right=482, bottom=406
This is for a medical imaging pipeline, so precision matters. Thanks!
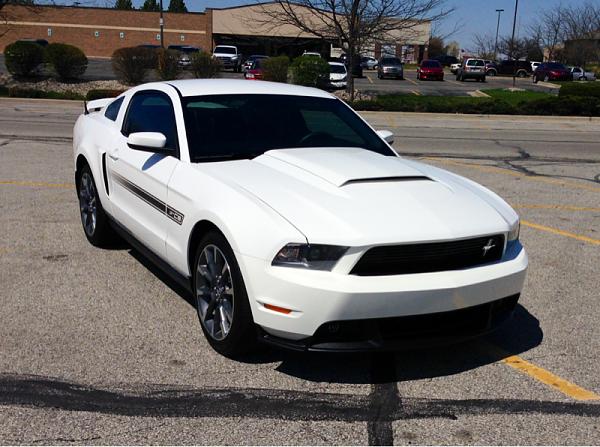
left=377, top=56, right=404, bottom=80
left=570, top=66, right=597, bottom=81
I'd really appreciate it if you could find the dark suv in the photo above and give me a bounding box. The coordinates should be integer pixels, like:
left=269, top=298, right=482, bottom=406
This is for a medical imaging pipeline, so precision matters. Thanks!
left=487, top=60, right=532, bottom=77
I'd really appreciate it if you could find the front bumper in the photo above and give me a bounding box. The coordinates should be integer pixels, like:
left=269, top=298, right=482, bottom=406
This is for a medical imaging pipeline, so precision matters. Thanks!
left=420, top=73, right=444, bottom=80
left=239, top=243, right=528, bottom=343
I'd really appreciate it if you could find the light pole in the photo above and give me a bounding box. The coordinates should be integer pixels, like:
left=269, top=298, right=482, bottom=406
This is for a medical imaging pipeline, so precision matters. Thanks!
left=159, top=0, right=164, bottom=48
left=494, top=9, right=504, bottom=61
left=510, top=0, right=519, bottom=87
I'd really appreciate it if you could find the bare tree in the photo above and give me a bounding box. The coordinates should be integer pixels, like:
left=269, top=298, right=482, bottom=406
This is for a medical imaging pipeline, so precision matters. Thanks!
left=472, top=33, right=496, bottom=60
left=256, top=0, right=453, bottom=100
left=529, top=8, right=563, bottom=61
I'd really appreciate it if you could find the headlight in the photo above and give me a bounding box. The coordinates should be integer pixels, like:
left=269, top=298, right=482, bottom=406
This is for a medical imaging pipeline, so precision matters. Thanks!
left=508, top=219, right=520, bottom=241
left=272, top=243, right=348, bottom=271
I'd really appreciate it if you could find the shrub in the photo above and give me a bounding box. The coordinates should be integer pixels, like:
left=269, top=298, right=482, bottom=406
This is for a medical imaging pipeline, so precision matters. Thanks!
left=86, top=89, right=126, bottom=101
left=290, top=55, right=330, bottom=87
left=4, top=41, right=44, bottom=77
left=517, top=95, right=600, bottom=116
left=45, top=43, right=88, bottom=80
left=190, top=52, right=221, bottom=78
left=156, top=48, right=181, bottom=81
left=262, top=56, right=290, bottom=83
left=112, top=47, right=155, bottom=85
left=558, top=82, right=600, bottom=99
left=6, top=87, right=84, bottom=100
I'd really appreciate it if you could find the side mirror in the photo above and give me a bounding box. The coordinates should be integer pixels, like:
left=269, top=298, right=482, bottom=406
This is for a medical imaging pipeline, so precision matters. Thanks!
left=127, top=132, right=169, bottom=153
left=376, top=129, right=394, bottom=145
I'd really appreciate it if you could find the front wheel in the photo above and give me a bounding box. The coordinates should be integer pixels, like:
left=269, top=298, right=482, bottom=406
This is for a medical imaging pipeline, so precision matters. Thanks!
left=77, top=164, right=117, bottom=247
left=193, top=231, right=257, bottom=358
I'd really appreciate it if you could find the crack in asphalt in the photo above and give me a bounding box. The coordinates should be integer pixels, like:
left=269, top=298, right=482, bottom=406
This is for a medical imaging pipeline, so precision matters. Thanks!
left=1, top=373, right=599, bottom=424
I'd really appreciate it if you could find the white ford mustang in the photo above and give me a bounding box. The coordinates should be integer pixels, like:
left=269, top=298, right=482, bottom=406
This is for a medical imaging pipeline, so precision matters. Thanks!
left=74, top=79, right=527, bottom=357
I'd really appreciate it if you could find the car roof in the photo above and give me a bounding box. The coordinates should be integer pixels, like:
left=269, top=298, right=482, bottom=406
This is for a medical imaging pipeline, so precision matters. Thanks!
left=328, top=61, right=345, bottom=66
left=152, top=79, right=334, bottom=98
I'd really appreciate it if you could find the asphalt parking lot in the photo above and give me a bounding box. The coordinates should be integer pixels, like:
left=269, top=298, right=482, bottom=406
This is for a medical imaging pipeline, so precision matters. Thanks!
left=0, top=98, right=599, bottom=444
left=0, top=55, right=563, bottom=96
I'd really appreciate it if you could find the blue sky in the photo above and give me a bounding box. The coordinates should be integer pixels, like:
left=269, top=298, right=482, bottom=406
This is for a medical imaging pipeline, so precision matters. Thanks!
left=87, top=0, right=590, bottom=50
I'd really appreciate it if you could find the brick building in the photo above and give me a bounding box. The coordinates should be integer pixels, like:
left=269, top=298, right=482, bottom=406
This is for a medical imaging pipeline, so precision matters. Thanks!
left=0, top=3, right=430, bottom=62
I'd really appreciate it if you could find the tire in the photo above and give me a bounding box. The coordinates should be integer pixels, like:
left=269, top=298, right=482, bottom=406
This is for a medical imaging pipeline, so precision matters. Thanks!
left=76, top=163, right=117, bottom=247
left=517, top=70, right=527, bottom=78
left=481, top=76, right=486, bottom=83
left=193, top=231, right=257, bottom=358
left=487, top=70, right=496, bottom=76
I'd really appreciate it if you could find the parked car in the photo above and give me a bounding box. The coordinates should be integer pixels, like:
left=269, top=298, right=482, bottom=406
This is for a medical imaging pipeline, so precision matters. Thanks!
left=377, top=56, right=404, bottom=80
left=302, top=51, right=322, bottom=58
left=213, top=45, right=243, bottom=72
left=243, top=55, right=268, bottom=73
left=244, top=58, right=266, bottom=80
left=533, top=62, right=572, bottom=83
left=327, top=61, right=348, bottom=89
left=168, top=45, right=201, bottom=68
left=485, top=61, right=498, bottom=76
left=75, top=79, right=527, bottom=356
left=530, top=61, right=541, bottom=72
left=361, top=56, right=378, bottom=70
left=450, top=62, right=462, bottom=74
left=488, top=60, right=532, bottom=77
left=432, top=55, right=459, bottom=67
left=416, top=59, right=444, bottom=81
left=456, top=58, right=486, bottom=82
left=570, top=66, right=597, bottom=81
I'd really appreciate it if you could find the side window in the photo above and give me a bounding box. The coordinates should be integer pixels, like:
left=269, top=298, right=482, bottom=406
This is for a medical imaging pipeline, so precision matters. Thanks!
left=104, top=97, right=124, bottom=122
left=122, top=91, right=178, bottom=150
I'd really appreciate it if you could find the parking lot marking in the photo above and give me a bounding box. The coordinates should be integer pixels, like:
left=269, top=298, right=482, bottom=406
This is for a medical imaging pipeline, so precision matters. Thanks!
left=366, top=75, right=374, bottom=84
left=514, top=204, right=600, bottom=213
left=487, top=344, right=600, bottom=401
left=0, top=180, right=72, bottom=189
left=425, top=158, right=600, bottom=193
left=411, top=90, right=421, bottom=96
left=521, top=220, right=600, bottom=246
left=445, top=80, right=462, bottom=86
left=407, top=78, right=418, bottom=86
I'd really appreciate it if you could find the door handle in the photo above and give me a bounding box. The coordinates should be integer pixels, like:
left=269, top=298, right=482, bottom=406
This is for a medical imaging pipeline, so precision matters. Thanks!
left=107, top=150, right=119, bottom=161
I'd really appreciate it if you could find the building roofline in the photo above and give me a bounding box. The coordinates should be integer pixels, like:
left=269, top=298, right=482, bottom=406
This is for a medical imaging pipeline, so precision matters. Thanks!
left=2, top=3, right=206, bottom=16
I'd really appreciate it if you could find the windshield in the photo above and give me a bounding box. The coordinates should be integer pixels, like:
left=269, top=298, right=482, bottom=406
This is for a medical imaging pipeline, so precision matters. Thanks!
left=214, top=46, right=236, bottom=54
left=381, top=57, right=401, bottom=65
left=467, top=59, right=485, bottom=66
left=182, top=94, right=393, bottom=162
left=329, top=64, right=346, bottom=74
left=422, top=60, right=441, bottom=68
left=547, top=63, right=566, bottom=69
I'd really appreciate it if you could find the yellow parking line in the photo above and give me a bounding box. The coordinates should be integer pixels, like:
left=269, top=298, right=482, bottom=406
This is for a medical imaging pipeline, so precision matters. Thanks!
left=487, top=344, right=600, bottom=401
left=0, top=180, right=72, bottom=189
left=366, top=75, right=374, bottom=84
left=445, top=79, right=462, bottom=86
left=513, top=204, right=600, bottom=212
left=411, top=90, right=421, bottom=96
left=406, top=78, right=418, bottom=86
left=521, top=220, right=600, bottom=245
left=424, top=158, right=600, bottom=193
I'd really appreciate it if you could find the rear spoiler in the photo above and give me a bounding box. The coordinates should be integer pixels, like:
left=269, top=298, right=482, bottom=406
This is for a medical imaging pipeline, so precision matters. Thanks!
left=84, top=97, right=115, bottom=115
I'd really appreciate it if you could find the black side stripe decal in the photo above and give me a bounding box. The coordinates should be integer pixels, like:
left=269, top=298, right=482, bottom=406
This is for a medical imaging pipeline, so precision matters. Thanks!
left=112, top=172, right=184, bottom=225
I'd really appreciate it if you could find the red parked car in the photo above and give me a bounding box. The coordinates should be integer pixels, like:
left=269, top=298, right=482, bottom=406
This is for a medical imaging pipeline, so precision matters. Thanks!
left=417, top=59, right=444, bottom=81
left=244, top=58, right=266, bottom=80
left=533, top=62, right=572, bottom=83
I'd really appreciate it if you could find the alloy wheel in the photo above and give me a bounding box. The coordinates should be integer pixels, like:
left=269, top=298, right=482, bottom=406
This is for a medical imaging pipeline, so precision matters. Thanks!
left=79, top=172, right=97, bottom=237
left=195, top=244, right=235, bottom=341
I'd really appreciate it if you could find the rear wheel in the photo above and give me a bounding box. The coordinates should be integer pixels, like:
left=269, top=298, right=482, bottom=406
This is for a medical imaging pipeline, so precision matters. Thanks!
left=77, top=164, right=116, bottom=247
left=517, top=70, right=527, bottom=78
left=193, top=231, right=256, bottom=358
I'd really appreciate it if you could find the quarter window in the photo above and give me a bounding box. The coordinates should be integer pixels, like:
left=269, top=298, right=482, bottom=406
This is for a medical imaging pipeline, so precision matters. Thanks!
left=104, top=97, right=124, bottom=122
left=122, top=91, right=178, bottom=150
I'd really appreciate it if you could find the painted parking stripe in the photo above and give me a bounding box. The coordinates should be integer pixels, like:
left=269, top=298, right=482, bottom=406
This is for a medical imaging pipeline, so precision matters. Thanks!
left=406, top=78, right=418, bottom=86
left=424, top=158, right=600, bottom=193
left=411, top=90, right=421, bottom=96
left=521, top=220, right=600, bottom=246
left=487, top=344, right=600, bottom=401
left=366, top=75, right=374, bottom=84
left=0, top=180, right=72, bottom=189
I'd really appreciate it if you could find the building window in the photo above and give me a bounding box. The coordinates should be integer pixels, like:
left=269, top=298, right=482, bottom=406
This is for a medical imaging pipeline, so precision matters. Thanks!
left=94, top=30, right=100, bottom=38
left=47, top=28, right=52, bottom=37
left=156, top=33, right=161, bottom=41
left=180, top=34, right=185, bottom=42
left=119, top=32, right=125, bottom=39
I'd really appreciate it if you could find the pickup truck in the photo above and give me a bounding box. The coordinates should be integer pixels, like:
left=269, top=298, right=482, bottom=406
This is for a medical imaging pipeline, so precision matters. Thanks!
left=212, top=45, right=243, bottom=72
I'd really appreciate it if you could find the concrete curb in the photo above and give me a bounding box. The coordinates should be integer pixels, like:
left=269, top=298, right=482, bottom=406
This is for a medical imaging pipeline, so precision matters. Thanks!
left=358, top=110, right=599, bottom=122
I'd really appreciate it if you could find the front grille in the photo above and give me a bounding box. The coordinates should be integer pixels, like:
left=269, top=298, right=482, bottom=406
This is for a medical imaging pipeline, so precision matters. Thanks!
left=350, top=234, right=504, bottom=276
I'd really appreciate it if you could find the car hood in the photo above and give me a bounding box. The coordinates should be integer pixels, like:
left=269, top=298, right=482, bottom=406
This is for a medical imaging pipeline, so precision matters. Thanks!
left=194, top=148, right=517, bottom=246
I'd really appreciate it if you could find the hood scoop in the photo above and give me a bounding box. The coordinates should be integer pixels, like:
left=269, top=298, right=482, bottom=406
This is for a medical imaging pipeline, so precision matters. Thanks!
left=261, top=147, right=429, bottom=187
left=341, top=176, right=431, bottom=186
